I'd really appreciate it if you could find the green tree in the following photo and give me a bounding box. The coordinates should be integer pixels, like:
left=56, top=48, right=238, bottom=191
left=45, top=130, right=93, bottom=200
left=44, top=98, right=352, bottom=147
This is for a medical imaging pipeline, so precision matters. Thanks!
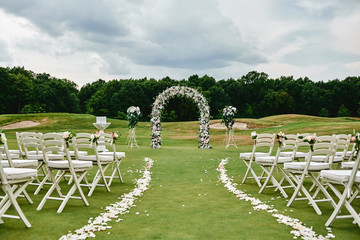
left=337, top=105, right=351, bottom=117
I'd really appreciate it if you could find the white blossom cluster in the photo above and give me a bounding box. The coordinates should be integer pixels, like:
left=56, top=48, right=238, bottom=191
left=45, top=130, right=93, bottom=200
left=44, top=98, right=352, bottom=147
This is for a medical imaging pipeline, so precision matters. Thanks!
left=59, top=158, right=154, bottom=240
left=150, top=86, right=211, bottom=149
left=217, top=158, right=335, bottom=240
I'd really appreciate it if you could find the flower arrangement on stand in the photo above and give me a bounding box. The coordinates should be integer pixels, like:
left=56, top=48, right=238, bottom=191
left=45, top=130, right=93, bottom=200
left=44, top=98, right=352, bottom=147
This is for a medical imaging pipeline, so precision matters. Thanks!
left=150, top=86, right=211, bottom=149
left=251, top=131, right=257, bottom=140
left=0, top=129, right=6, bottom=145
left=276, top=131, right=287, bottom=148
left=126, top=106, right=141, bottom=148
left=221, top=106, right=237, bottom=149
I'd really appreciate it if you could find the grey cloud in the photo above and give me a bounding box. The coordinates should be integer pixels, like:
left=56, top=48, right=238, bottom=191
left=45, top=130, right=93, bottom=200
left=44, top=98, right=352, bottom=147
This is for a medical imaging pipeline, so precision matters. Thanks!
left=0, top=0, right=130, bottom=37
left=122, top=0, right=266, bottom=70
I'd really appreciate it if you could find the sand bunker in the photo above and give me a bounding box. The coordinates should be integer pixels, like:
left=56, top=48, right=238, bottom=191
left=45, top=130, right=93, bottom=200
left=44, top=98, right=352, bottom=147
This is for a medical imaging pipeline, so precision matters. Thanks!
left=1, top=121, right=41, bottom=129
left=210, top=122, right=248, bottom=130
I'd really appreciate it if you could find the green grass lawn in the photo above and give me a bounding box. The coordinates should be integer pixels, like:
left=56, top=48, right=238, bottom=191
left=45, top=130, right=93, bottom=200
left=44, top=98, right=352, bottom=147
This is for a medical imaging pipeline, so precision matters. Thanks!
left=1, top=113, right=360, bottom=239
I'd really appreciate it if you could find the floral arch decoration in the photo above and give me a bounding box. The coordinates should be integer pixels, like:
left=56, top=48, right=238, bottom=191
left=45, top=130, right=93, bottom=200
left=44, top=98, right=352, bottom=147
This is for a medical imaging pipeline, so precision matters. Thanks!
left=150, top=86, right=211, bottom=149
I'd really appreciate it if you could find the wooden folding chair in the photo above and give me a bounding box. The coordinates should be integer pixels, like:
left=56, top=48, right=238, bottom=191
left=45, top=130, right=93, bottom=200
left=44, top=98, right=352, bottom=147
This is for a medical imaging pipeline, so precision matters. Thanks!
left=0, top=156, right=37, bottom=227
left=34, top=133, right=65, bottom=195
left=241, top=133, right=275, bottom=187
left=98, top=132, right=125, bottom=186
left=0, top=134, right=38, bottom=169
left=320, top=151, right=360, bottom=226
left=73, top=133, right=114, bottom=196
left=255, top=139, right=297, bottom=198
left=37, top=139, right=92, bottom=213
left=332, top=134, right=351, bottom=168
left=284, top=142, right=336, bottom=215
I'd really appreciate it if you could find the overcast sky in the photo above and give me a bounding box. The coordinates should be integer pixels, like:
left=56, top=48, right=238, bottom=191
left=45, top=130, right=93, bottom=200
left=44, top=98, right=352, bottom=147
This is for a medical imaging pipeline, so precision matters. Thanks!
left=0, top=0, right=359, bottom=87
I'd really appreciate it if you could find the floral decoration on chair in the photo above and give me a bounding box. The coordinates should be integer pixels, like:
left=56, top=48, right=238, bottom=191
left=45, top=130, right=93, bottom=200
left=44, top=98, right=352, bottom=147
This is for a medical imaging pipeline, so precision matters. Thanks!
left=299, top=134, right=318, bottom=151
left=127, top=106, right=142, bottom=129
left=276, top=131, right=287, bottom=148
left=0, top=129, right=6, bottom=145
left=111, top=132, right=119, bottom=144
left=63, top=131, right=75, bottom=148
left=221, top=106, right=237, bottom=130
left=351, top=130, right=360, bottom=157
left=251, top=131, right=257, bottom=140
left=90, top=132, right=101, bottom=145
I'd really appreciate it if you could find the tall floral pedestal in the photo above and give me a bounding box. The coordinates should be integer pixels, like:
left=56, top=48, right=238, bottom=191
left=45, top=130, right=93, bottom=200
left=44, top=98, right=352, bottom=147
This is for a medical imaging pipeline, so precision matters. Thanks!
left=126, top=128, right=138, bottom=148
left=225, top=128, right=237, bottom=149
left=93, top=121, right=111, bottom=152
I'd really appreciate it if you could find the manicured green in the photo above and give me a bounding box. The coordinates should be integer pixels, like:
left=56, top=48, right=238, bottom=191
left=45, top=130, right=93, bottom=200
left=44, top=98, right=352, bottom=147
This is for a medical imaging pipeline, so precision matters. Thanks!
left=0, top=113, right=359, bottom=239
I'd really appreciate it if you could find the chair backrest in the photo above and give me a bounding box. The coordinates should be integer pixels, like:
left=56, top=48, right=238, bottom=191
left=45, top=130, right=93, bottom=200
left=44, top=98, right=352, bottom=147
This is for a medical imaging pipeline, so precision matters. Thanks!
left=252, top=133, right=275, bottom=156
left=19, top=132, right=43, bottom=158
left=0, top=133, right=15, bottom=168
left=99, top=132, right=116, bottom=152
left=43, top=132, right=63, bottom=141
left=285, top=134, right=297, bottom=141
left=72, top=133, right=95, bottom=159
left=333, top=134, right=351, bottom=157
left=308, top=142, right=335, bottom=164
left=40, top=136, right=65, bottom=165
left=275, top=139, right=298, bottom=160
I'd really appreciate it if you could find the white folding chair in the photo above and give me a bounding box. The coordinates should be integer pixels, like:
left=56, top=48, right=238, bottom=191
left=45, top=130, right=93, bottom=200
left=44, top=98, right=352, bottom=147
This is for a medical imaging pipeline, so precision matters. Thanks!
left=98, top=132, right=125, bottom=186
left=241, top=133, right=275, bottom=187
left=37, top=139, right=92, bottom=213
left=20, top=132, right=46, bottom=182
left=33, top=133, right=65, bottom=195
left=320, top=151, right=360, bottom=226
left=0, top=133, right=38, bottom=169
left=73, top=133, right=114, bottom=196
left=255, top=139, right=297, bottom=198
left=284, top=142, right=336, bottom=215
left=332, top=134, right=351, bottom=168
left=280, top=133, right=315, bottom=160
left=0, top=155, right=37, bottom=227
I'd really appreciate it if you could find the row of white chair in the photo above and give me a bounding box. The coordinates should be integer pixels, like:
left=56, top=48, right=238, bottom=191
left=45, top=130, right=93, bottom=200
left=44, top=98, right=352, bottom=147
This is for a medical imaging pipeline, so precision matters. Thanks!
left=0, top=131, right=125, bottom=228
left=240, top=132, right=359, bottom=227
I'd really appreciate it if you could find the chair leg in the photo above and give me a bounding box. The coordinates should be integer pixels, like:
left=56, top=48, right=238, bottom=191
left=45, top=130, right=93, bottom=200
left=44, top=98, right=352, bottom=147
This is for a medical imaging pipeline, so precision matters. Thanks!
left=7, top=189, right=32, bottom=228
left=287, top=173, right=305, bottom=207
left=325, top=190, right=349, bottom=226
left=242, top=159, right=262, bottom=187
left=88, top=164, right=111, bottom=196
left=258, top=165, right=273, bottom=193
left=37, top=171, right=65, bottom=211
left=241, top=159, right=251, bottom=184
left=107, top=160, right=123, bottom=186
left=34, top=172, right=50, bottom=195
left=0, top=184, right=32, bottom=228
left=57, top=171, right=89, bottom=213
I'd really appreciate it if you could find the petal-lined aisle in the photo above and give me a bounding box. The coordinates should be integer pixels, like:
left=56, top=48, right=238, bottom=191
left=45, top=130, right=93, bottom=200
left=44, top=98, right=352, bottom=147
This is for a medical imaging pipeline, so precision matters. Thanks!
left=217, top=158, right=335, bottom=240
left=60, top=158, right=154, bottom=240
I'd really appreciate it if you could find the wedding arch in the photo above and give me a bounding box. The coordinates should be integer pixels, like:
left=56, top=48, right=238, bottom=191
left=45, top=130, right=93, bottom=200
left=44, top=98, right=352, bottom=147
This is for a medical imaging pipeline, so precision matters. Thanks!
left=150, top=86, right=211, bottom=149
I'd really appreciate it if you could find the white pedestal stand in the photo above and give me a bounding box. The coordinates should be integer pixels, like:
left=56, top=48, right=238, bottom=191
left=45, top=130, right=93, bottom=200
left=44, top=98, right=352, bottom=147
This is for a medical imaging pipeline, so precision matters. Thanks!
left=225, top=128, right=238, bottom=149
left=93, top=119, right=111, bottom=152
left=126, top=127, right=138, bottom=148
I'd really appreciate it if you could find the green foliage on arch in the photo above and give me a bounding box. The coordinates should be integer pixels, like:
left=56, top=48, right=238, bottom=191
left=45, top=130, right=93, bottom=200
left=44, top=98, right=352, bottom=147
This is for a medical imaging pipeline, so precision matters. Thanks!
left=150, top=86, right=211, bottom=149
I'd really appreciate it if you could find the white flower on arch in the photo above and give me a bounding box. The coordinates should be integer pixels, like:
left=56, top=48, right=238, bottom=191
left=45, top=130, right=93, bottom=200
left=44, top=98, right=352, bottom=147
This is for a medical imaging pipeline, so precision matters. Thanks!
left=150, top=86, right=211, bottom=149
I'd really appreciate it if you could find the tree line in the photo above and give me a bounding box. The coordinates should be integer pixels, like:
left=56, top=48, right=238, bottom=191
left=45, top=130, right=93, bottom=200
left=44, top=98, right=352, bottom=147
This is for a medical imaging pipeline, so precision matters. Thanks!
left=1, top=66, right=359, bottom=121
